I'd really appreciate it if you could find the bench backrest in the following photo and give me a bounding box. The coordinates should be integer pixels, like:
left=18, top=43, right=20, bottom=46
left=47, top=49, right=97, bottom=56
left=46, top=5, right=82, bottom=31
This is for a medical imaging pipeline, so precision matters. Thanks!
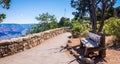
left=88, top=32, right=101, bottom=44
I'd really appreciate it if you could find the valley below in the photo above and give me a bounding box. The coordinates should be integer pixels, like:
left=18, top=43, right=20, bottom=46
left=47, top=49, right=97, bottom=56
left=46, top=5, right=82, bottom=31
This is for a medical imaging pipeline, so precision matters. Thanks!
left=0, top=23, right=32, bottom=40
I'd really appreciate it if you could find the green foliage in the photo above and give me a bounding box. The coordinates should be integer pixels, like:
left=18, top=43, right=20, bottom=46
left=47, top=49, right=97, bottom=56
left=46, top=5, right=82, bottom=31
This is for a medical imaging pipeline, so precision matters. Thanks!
left=97, top=8, right=111, bottom=21
left=71, top=0, right=91, bottom=20
left=58, top=17, right=71, bottom=27
left=0, top=14, right=6, bottom=22
left=71, top=0, right=117, bottom=32
left=36, top=13, right=53, bottom=23
left=27, top=13, right=58, bottom=34
left=47, top=20, right=58, bottom=30
left=0, top=0, right=11, bottom=22
left=27, top=24, right=41, bottom=34
left=71, top=26, right=82, bottom=38
left=71, top=19, right=81, bottom=27
left=0, top=0, right=11, bottom=9
left=103, top=17, right=120, bottom=39
left=27, top=21, right=58, bottom=34
left=71, top=19, right=90, bottom=37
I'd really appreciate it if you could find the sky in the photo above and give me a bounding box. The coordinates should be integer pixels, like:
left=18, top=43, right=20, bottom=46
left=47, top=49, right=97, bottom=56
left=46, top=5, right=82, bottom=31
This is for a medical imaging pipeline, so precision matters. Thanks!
left=0, top=0, right=120, bottom=24
left=0, top=0, right=74, bottom=24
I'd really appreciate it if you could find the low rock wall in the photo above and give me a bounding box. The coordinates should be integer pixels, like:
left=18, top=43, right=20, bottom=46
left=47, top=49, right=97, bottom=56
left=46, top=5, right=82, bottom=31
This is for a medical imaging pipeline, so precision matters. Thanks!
left=0, top=27, right=69, bottom=58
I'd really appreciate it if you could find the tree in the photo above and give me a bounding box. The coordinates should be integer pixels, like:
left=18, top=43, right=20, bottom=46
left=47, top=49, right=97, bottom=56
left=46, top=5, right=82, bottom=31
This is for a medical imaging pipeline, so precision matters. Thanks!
left=0, top=14, right=6, bottom=21
left=116, top=6, right=120, bottom=18
left=58, top=17, right=71, bottom=27
left=0, top=0, right=11, bottom=22
left=97, top=7, right=115, bottom=21
left=27, top=13, right=58, bottom=34
left=49, top=19, right=58, bottom=29
left=98, top=0, right=116, bottom=32
left=35, top=13, right=58, bottom=31
left=71, top=0, right=96, bottom=32
left=71, top=0, right=116, bottom=33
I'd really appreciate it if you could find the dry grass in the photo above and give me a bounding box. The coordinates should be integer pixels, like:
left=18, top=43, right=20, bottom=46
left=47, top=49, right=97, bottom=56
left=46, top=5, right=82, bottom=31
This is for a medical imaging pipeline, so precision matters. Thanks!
left=105, top=35, right=117, bottom=47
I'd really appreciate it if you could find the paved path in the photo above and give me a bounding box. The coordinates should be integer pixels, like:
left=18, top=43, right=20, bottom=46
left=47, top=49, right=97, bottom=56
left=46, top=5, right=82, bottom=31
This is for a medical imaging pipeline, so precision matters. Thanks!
left=0, top=32, right=76, bottom=64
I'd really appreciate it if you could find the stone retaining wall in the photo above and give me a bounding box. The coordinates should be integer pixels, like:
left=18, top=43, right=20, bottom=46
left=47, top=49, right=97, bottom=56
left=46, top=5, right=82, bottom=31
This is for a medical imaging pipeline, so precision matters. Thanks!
left=0, top=27, right=69, bottom=58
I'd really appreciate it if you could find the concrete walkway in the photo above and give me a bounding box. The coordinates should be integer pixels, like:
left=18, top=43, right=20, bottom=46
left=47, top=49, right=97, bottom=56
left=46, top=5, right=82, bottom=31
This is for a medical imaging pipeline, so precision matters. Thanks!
left=0, top=32, right=75, bottom=64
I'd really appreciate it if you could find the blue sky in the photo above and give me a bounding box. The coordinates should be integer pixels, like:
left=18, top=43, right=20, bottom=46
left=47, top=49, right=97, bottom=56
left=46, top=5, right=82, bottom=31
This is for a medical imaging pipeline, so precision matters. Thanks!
left=0, top=0, right=74, bottom=24
left=0, top=0, right=120, bottom=24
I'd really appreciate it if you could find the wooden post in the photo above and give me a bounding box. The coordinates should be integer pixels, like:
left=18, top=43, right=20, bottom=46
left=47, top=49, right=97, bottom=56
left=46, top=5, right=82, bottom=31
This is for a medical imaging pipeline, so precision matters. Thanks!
left=98, top=32, right=106, bottom=58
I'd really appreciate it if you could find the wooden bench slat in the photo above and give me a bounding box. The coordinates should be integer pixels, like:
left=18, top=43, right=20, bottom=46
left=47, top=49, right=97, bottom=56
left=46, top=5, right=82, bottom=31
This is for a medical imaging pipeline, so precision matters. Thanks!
left=81, top=38, right=99, bottom=48
left=88, top=32, right=101, bottom=44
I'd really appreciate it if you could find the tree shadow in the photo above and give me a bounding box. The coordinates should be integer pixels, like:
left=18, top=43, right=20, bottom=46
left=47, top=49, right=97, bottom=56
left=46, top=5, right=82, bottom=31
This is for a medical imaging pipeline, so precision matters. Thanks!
left=94, top=56, right=107, bottom=64
left=68, top=58, right=84, bottom=64
left=108, top=43, right=120, bottom=51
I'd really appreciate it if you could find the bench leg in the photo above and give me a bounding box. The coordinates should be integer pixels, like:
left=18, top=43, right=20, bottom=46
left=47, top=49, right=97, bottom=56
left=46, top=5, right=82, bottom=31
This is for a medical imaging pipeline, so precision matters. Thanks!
left=99, top=48, right=106, bottom=58
left=84, top=47, right=88, bottom=57
left=80, top=42, right=84, bottom=48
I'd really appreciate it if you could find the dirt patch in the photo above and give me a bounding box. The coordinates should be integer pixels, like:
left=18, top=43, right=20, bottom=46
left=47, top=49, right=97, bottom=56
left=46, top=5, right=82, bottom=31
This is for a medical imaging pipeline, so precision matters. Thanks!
left=96, top=48, right=120, bottom=64
left=68, top=38, right=80, bottom=47
left=105, top=36, right=117, bottom=46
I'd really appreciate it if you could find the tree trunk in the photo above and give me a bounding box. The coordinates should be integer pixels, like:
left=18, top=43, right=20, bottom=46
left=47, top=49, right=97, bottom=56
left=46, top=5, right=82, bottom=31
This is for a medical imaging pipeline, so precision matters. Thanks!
left=91, top=0, right=97, bottom=33
left=90, top=12, right=94, bottom=32
left=98, top=0, right=106, bottom=32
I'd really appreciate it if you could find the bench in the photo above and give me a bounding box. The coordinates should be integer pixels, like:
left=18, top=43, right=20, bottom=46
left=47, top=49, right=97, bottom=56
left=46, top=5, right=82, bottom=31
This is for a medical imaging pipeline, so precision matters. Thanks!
left=80, top=32, right=106, bottom=58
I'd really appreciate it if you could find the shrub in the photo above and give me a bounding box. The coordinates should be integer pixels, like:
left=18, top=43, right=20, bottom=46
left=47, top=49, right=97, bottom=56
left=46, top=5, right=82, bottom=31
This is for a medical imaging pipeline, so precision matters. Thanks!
left=71, top=19, right=90, bottom=38
left=71, top=26, right=82, bottom=38
left=103, top=17, right=120, bottom=40
left=58, top=17, right=71, bottom=27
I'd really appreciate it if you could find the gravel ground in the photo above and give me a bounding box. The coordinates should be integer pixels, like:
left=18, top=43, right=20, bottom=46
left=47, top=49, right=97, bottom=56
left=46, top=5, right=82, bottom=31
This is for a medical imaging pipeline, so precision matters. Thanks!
left=0, top=32, right=75, bottom=64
